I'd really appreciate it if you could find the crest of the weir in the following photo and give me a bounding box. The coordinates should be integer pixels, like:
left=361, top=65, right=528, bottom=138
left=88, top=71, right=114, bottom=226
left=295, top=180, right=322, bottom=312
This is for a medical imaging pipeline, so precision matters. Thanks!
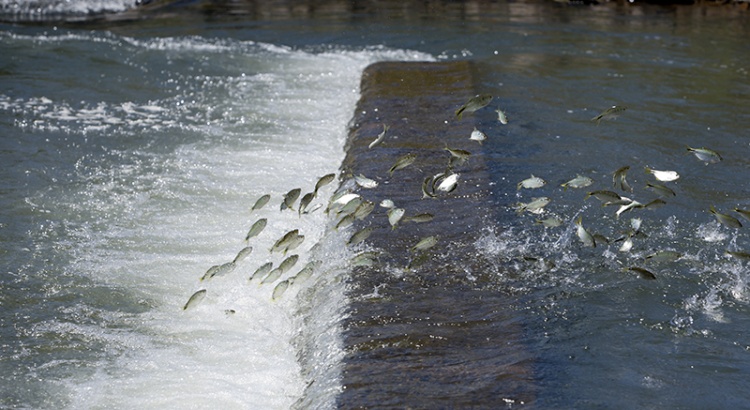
left=336, top=61, right=534, bottom=407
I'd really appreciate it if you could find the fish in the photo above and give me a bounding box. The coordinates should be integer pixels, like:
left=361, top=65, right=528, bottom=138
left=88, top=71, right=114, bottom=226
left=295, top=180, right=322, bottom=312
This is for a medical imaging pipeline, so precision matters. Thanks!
left=336, top=196, right=362, bottom=216
left=445, top=145, right=472, bottom=163
left=405, top=213, right=434, bottom=223
left=586, top=190, right=625, bottom=206
left=616, top=199, right=643, bottom=217
left=561, top=175, right=593, bottom=190
left=726, top=250, right=750, bottom=261
left=422, top=175, right=437, bottom=199
left=406, top=251, right=430, bottom=271
left=354, top=174, right=379, bottom=189
left=351, top=251, right=380, bottom=267
left=469, top=127, right=487, bottom=144
left=628, top=266, right=657, bottom=280
left=249, top=262, right=273, bottom=281
left=314, top=173, right=336, bottom=195
left=328, top=193, right=360, bottom=214
left=182, top=289, right=207, bottom=310
left=335, top=213, right=356, bottom=230
left=613, top=166, right=633, bottom=192
left=380, top=199, right=396, bottom=209
left=298, top=192, right=315, bottom=216
left=290, top=261, right=321, bottom=285
left=645, top=250, right=682, bottom=263
left=515, top=197, right=551, bottom=214
left=245, top=218, right=267, bottom=241
left=575, top=216, right=596, bottom=247
left=734, top=208, right=750, bottom=222
left=644, top=167, right=680, bottom=182
left=536, top=216, right=564, bottom=228
left=261, top=267, right=284, bottom=284
left=642, top=198, right=667, bottom=210
left=200, top=262, right=236, bottom=281
left=436, top=173, right=460, bottom=193
left=619, top=237, right=634, bottom=253
left=455, top=94, right=492, bottom=119
left=270, top=229, right=300, bottom=253
left=353, top=201, right=375, bottom=220
left=710, top=205, right=742, bottom=228
left=410, top=236, right=438, bottom=253
left=348, top=227, right=374, bottom=246
left=250, top=194, right=270, bottom=212
left=280, top=188, right=301, bottom=211
left=591, top=105, right=627, bottom=125
left=272, top=280, right=290, bottom=301
left=518, top=175, right=546, bottom=190
left=388, top=153, right=417, bottom=176
left=645, top=183, right=676, bottom=197
left=687, top=146, right=722, bottom=164
left=496, top=109, right=508, bottom=124
left=277, top=254, right=299, bottom=275
left=369, top=124, right=389, bottom=149
left=388, top=207, right=406, bottom=230
left=232, top=246, right=253, bottom=263
left=282, top=234, right=305, bottom=255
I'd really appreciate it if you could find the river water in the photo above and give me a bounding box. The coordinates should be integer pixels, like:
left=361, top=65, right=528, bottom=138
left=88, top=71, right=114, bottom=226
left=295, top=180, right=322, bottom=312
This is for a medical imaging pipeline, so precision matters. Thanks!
left=1, top=1, right=749, bottom=408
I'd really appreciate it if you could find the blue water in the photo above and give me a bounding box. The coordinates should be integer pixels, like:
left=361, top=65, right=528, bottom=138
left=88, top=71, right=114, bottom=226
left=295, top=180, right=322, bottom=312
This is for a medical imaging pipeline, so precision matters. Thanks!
left=2, top=1, right=750, bottom=408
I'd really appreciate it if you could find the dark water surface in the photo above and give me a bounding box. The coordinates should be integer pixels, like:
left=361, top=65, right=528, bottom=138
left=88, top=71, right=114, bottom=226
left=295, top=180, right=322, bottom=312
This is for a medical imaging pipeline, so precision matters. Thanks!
left=2, top=1, right=750, bottom=408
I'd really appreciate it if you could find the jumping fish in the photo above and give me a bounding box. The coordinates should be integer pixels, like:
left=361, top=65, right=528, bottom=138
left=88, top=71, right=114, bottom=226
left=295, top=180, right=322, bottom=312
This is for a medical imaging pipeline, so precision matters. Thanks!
left=687, top=146, right=722, bottom=164
left=561, top=175, right=593, bottom=190
left=251, top=194, right=270, bottom=212
left=410, top=236, right=438, bottom=253
left=586, top=190, right=626, bottom=206
left=280, top=188, right=301, bottom=211
left=249, top=262, right=273, bottom=281
left=182, top=289, right=207, bottom=310
left=380, top=199, right=396, bottom=209
left=369, top=124, right=389, bottom=149
left=351, top=251, right=380, bottom=267
left=200, top=262, right=236, bottom=281
left=245, top=218, right=267, bottom=241
left=518, top=175, right=546, bottom=190
left=469, top=127, right=487, bottom=144
left=645, top=250, right=682, bottom=263
left=710, top=205, right=742, bottom=228
left=422, top=175, right=437, bottom=199
left=445, top=145, right=472, bottom=166
left=314, top=173, right=336, bottom=195
left=436, top=173, right=460, bottom=193
left=613, top=166, right=633, bottom=192
left=735, top=208, right=750, bottom=222
left=536, top=216, right=564, bottom=228
left=726, top=250, right=750, bottom=260
left=496, top=109, right=508, bottom=124
left=277, top=254, right=300, bottom=275
left=348, top=227, right=374, bottom=246
left=271, top=229, right=300, bottom=253
left=628, top=266, right=657, bottom=280
left=405, top=213, right=434, bottom=223
left=646, top=183, right=676, bottom=197
left=645, top=167, right=680, bottom=182
left=388, top=207, right=406, bottom=230
left=354, top=174, right=379, bottom=189
left=591, top=105, right=627, bottom=125
left=353, top=201, right=375, bottom=220
left=261, top=267, right=284, bottom=284
left=389, top=153, right=417, bottom=176
left=232, top=246, right=253, bottom=263
left=575, top=216, right=596, bottom=247
left=335, top=213, right=356, bottom=230
left=455, top=94, right=492, bottom=119
left=298, top=192, right=315, bottom=216
left=515, top=197, right=551, bottom=214
left=290, top=261, right=321, bottom=285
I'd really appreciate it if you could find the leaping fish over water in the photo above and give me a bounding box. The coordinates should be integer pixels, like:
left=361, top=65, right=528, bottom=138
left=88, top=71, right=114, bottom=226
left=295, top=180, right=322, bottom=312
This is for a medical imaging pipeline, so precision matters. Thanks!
left=591, top=105, right=627, bottom=125
left=455, top=94, right=492, bottom=119
left=369, top=124, right=389, bottom=149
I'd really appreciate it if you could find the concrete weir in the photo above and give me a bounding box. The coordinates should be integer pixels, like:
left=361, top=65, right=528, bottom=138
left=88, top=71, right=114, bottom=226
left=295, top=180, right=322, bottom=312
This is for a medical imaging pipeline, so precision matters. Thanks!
left=336, top=61, right=535, bottom=407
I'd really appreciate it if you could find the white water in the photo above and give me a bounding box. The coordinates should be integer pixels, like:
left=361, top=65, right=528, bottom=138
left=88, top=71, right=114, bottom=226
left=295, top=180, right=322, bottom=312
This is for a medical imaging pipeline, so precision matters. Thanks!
left=1, top=30, right=433, bottom=409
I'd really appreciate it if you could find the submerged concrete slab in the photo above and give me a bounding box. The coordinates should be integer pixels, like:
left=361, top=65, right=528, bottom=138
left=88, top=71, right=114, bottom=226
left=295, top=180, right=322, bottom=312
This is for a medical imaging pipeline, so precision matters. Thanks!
left=336, top=61, right=535, bottom=408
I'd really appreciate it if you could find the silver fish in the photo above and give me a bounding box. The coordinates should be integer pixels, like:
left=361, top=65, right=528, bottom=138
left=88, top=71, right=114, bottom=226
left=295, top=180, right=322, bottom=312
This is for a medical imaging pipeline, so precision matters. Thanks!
left=422, top=175, right=437, bottom=199
left=642, top=198, right=666, bottom=210
left=354, top=174, right=378, bottom=189
left=298, top=192, right=315, bottom=216
left=290, top=261, right=321, bottom=285
left=245, top=218, right=267, bottom=241
left=469, top=127, right=486, bottom=144
left=561, top=175, right=593, bottom=190
left=536, top=216, right=564, bottom=228
left=353, top=201, right=375, bottom=220
left=388, top=207, right=406, bottom=230
left=628, top=266, right=657, bottom=280
left=280, top=188, right=301, bottom=211
left=645, top=250, right=682, bottom=263
left=726, top=250, right=750, bottom=260
left=351, top=251, right=380, bottom=267
left=406, top=213, right=434, bottom=223
left=644, top=167, right=679, bottom=182
left=436, top=173, right=459, bottom=193
left=369, top=124, right=389, bottom=149
left=455, top=94, right=492, bottom=119
left=575, top=216, right=596, bottom=247
left=335, top=213, right=356, bottom=230
left=282, top=235, right=305, bottom=255
left=613, top=166, right=633, bottom=193
left=645, top=183, right=676, bottom=197
left=616, top=199, right=643, bottom=217
left=251, top=194, right=270, bottom=212
left=314, top=173, right=336, bottom=195
left=496, top=109, right=508, bottom=124
left=515, top=197, right=551, bottom=214
left=619, top=237, right=634, bottom=253
left=249, top=262, right=273, bottom=281
left=182, top=289, right=207, bottom=310
left=687, top=146, right=722, bottom=164
left=586, top=190, right=625, bottom=206
left=277, top=254, right=299, bottom=274
left=348, top=227, right=373, bottom=246
left=445, top=146, right=471, bottom=166
left=271, top=229, right=300, bottom=253
left=380, top=199, right=396, bottom=209
left=261, top=267, right=284, bottom=284
left=389, top=153, right=417, bottom=176
left=272, top=280, right=290, bottom=301
left=710, top=205, right=742, bottom=228
left=591, top=105, right=627, bottom=125
left=406, top=251, right=430, bottom=271
left=232, top=246, right=253, bottom=263
left=518, top=175, right=546, bottom=190
left=411, top=236, right=438, bottom=253
left=200, top=262, right=236, bottom=281
left=734, top=208, right=750, bottom=222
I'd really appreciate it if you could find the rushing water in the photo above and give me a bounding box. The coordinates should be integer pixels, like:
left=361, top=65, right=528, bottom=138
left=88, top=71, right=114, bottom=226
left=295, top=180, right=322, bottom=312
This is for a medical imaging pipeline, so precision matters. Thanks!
left=1, top=1, right=750, bottom=408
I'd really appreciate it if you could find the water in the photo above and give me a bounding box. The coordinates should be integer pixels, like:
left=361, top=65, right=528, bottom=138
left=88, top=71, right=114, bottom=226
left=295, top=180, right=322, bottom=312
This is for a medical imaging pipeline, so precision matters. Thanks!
left=2, top=1, right=750, bottom=408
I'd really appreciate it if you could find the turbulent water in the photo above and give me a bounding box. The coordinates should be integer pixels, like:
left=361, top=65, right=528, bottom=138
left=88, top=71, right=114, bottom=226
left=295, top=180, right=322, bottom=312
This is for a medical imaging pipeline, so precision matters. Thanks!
left=2, top=1, right=750, bottom=409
